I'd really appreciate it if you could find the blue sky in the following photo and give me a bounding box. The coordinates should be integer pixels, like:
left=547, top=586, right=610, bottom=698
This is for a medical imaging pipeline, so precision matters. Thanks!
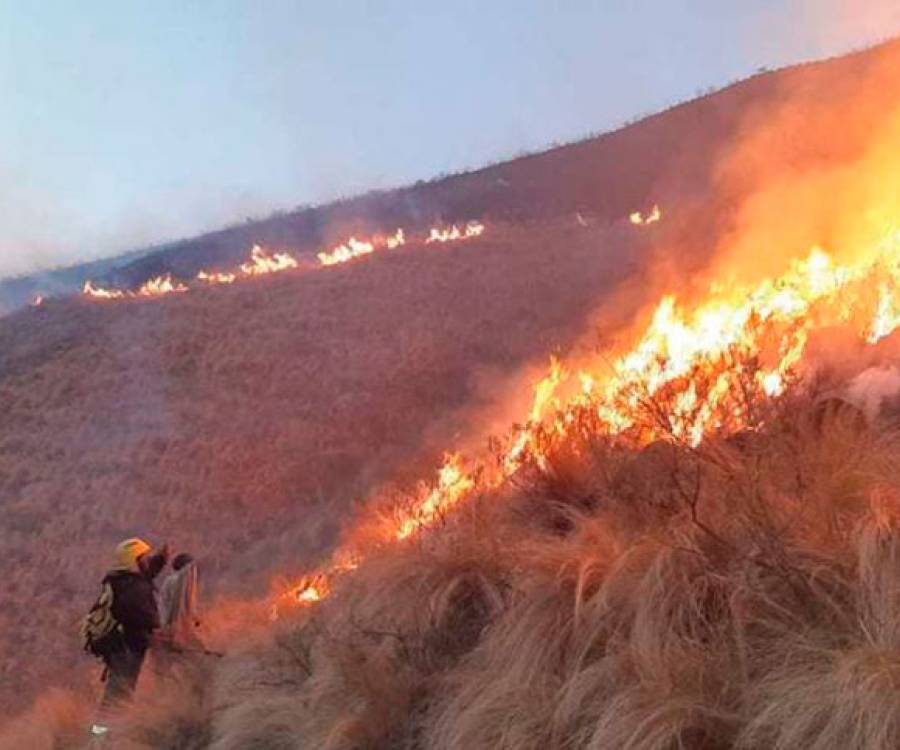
left=2, top=0, right=899, bottom=278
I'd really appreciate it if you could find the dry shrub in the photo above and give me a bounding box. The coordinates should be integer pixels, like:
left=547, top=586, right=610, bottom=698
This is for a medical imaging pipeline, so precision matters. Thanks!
left=736, top=516, right=900, bottom=749
left=299, top=513, right=512, bottom=749
left=208, top=389, right=900, bottom=750
left=114, top=657, right=214, bottom=750
left=209, top=695, right=307, bottom=750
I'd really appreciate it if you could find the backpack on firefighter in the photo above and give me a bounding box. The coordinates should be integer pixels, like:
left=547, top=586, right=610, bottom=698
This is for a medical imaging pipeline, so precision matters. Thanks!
left=80, top=580, right=124, bottom=658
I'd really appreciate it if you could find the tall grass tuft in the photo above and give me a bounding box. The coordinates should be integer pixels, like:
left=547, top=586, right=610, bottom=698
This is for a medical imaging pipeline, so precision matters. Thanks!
left=200, top=388, right=900, bottom=749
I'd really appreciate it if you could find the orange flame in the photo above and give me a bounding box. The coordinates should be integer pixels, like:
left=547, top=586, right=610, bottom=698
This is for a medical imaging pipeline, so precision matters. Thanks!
left=318, top=237, right=376, bottom=267
left=504, top=356, right=566, bottom=475
left=317, top=229, right=405, bottom=267
left=83, top=276, right=188, bottom=300
left=240, top=245, right=298, bottom=276
left=83, top=280, right=127, bottom=300
left=81, top=224, right=486, bottom=307
left=426, top=222, right=486, bottom=244
left=197, top=270, right=237, bottom=285
left=868, top=282, right=900, bottom=343
left=137, top=274, right=188, bottom=297
left=386, top=228, right=406, bottom=249
left=395, top=454, right=476, bottom=540
left=630, top=205, right=662, bottom=225
left=275, top=223, right=900, bottom=615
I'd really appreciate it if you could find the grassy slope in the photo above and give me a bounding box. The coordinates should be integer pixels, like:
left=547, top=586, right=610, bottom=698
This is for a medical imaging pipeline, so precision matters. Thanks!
left=0, top=220, right=655, bottom=714
left=71, top=38, right=900, bottom=288
left=202, top=389, right=900, bottom=750
left=3, top=37, right=900, bottom=741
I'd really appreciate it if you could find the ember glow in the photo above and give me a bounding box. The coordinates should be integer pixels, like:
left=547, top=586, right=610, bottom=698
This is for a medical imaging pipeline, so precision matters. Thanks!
left=630, top=205, right=662, bottom=225
left=277, top=223, right=900, bottom=614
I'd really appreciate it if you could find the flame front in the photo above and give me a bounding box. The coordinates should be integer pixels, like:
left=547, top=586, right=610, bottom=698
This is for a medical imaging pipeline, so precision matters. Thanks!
left=82, top=224, right=485, bottom=304
left=395, top=454, right=475, bottom=540
left=83, top=276, right=187, bottom=300
left=318, top=237, right=376, bottom=267
left=317, top=229, right=410, bottom=267
left=83, top=281, right=127, bottom=300
left=276, top=223, right=900, bottom=614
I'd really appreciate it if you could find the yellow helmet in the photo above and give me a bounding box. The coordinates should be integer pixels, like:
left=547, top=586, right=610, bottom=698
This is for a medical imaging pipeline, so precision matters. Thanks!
left=114, top=538, right=152, bottom=572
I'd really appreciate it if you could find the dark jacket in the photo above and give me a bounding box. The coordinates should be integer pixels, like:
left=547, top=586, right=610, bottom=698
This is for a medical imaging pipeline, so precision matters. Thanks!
left=104, top=552, right=167, bottom=655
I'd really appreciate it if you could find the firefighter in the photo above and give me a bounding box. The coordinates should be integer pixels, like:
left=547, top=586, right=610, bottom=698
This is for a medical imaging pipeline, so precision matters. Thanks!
left=86, top=538, right=169, bottom=737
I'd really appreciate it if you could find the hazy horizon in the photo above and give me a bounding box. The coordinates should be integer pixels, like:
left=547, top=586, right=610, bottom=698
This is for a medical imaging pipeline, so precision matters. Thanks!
left=3, top=1, right=900, bottom=281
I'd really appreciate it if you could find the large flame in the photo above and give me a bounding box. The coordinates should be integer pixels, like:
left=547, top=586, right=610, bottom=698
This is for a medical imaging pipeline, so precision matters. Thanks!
left=278, top=224, right=900, bottom=613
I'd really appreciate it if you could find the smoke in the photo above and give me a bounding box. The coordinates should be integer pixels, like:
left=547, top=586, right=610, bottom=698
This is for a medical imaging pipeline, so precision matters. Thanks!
left=0, top=163, right=275, bottom=282
left=793, top=1, right=900, bottom=55
left=846, top=366, right=900, bottom=421
left=699, top=39, right=900, bottom=291
left=0, top=166, right=83, bottom=278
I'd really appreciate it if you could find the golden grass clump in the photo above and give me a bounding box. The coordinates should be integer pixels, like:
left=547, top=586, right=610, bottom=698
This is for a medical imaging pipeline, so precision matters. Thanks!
left=185, top=386, right=900, bottom=750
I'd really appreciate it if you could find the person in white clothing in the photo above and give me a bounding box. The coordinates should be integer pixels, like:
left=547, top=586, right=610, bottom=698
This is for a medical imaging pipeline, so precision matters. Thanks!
left=156, top=553, right=205, bottom=670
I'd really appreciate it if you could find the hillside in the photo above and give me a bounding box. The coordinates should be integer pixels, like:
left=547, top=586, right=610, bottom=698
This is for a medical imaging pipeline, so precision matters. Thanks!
left=4, top=37, right=900, bottom=747
left=11, top=38, right=900, bottom=306
left=0, top=247, right=156, bottom=316
left=0, top=220, right=661, bottom=715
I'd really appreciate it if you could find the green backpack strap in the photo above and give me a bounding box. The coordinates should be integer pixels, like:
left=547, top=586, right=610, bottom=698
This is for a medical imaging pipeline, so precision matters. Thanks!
left=80, top=581, right=122, bottom=656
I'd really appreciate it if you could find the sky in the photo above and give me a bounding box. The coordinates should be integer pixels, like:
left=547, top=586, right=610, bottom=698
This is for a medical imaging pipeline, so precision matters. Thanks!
left=2, top=0, right=900, bottom=279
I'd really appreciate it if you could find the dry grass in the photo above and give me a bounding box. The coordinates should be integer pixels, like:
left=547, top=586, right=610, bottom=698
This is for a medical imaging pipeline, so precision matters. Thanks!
left=0, top=219, right=655, bottom=719
left=7, top=37, right=900, bottom=747
left=0, top=689, right=91, bottom=750
left=9, top=274, right=900, bottom=750
left=175, top=387, right=900, bottom=750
